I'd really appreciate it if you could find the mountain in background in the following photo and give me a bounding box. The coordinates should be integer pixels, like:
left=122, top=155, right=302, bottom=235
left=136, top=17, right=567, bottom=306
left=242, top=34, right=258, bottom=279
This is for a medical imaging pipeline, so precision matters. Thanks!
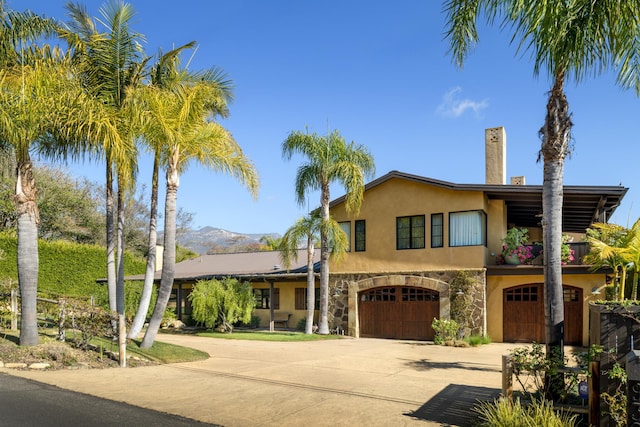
left=175, top=226, right=280, bottom=255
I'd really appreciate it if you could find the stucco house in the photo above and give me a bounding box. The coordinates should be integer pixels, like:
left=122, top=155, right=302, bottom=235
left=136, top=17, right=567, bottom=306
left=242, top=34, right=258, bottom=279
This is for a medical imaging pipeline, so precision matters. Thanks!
left=164, top=127, right=627, bottom=345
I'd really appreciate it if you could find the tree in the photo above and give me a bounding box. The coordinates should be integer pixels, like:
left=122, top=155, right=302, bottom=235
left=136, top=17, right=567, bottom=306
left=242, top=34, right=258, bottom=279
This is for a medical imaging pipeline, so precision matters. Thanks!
left=188, top=277, right=255, bottom=332
left=0, top=57, right=118, bottom=346
left=259, top=235, right=281, bottom=251
left=282, top=129, right=374, bottom=334
left=584, top=222, right=635, bottom=300
left=127, top=43, right=197, bottom=339
left=444, top=0, right=640, bottom=370
left=0, top=0, right=59, bottom=347
left=279, top=211, right=347, bottom=334
left=34, top=167, right=104, bottom=244
left=140, top=67, right=258, bottom=349
left=60, top=0, right=147, bottom=364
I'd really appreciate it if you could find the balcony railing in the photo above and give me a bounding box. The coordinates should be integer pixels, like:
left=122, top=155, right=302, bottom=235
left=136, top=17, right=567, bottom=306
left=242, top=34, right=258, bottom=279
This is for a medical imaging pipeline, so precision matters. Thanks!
left=567, top=242, right=590, bottom=266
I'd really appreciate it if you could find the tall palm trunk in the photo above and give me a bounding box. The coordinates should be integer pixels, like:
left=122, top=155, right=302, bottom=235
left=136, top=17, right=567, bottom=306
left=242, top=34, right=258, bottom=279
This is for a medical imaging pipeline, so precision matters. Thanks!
left=116, top=175, right=127, bottom=367
left=540, top=72, right=570, bottom=398
left=305, top=236, right=315, bottom=334
left=105, top=158, right=117, bottom=319
left=318, top=180, right=331, bottom=335
left=128, top=155, right=159, bottom=339
left=140, top=159, right=178, bottom=349
left=15, top=156, right=39, bottom=346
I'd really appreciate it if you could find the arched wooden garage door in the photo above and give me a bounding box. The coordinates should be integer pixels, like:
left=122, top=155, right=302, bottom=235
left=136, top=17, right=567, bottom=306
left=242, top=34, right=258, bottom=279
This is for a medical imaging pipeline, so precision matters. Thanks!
left=359, top=286, right=439, bottom=340
left=503, top=284, right=583, bottom=345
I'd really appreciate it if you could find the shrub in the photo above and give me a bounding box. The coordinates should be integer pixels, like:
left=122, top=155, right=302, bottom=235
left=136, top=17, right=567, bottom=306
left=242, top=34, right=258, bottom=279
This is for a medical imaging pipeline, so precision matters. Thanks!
left=62, top=299, right=115, bottom=350
left=510, top=343, right=592, bottom=403
left=474, top=397, right=578, bottom=427
left=464, top=334, right=491, bottom=346
left=431, top=318, right=459, bottom=345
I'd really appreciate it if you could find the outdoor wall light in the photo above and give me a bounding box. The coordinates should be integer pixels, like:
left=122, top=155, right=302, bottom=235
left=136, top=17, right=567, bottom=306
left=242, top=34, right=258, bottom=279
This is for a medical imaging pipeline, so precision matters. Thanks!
left=456, top=289, right=465, bottom=296
left=591, top=287, right=601, bottom=295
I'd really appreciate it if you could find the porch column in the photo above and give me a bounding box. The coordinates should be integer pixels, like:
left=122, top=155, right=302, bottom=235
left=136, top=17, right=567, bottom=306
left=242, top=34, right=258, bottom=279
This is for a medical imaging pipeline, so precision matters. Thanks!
left=269, top=280, right=275, bottom=332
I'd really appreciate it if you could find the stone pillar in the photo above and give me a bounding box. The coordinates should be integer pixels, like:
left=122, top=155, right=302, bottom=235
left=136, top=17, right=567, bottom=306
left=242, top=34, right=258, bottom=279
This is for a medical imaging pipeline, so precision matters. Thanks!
left=485, top=127, right=506, bottom=185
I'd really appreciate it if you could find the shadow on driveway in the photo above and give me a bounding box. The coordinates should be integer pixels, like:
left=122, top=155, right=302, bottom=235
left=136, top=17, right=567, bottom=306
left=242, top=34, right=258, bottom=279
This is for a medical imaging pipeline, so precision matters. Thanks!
left=403, top=358, right=503, bottom=373
left=404, top=384, right=500, bottom=426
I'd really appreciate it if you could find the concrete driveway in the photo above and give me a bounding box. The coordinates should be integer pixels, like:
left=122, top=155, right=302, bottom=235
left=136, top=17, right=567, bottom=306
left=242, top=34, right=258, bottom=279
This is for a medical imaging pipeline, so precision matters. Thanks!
left=5, top=335, right=513, bottom=426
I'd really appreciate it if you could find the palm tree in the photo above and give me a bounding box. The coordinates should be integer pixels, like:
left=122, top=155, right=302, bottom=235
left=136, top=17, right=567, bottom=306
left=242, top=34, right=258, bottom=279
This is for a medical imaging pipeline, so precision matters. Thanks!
left=585, top=222, right=634, bottom=300
left=127, top=43, right=196, bottom=340
left=282, top=130, right=374, bottom=334
left=0, top=1, right=108, bottom=346
left=60, top=1, right=147, bottom=364
left=0, top=57, right=119, bottom=346
left=139, top=75, right=258, bottom=349
left=444, top=0, right=640, bottom=363
left=279, top=211, right=348, bottom=334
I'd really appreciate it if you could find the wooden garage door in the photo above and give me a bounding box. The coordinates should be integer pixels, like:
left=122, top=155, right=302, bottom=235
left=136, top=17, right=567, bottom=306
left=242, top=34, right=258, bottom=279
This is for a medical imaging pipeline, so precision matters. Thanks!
left=359, top=286, right=439, bottom=340
left=503, top=284, right=583, bottom=345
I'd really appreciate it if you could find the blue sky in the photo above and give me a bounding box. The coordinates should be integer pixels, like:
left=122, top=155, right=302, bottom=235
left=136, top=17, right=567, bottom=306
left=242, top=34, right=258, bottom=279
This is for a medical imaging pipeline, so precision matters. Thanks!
left=18, top=1, right=640, bottom=235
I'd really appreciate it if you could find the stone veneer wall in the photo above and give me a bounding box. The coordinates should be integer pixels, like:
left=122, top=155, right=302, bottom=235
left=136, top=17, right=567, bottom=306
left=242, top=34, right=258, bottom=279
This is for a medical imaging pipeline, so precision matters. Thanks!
left=328, top=270, right=486, bottom=338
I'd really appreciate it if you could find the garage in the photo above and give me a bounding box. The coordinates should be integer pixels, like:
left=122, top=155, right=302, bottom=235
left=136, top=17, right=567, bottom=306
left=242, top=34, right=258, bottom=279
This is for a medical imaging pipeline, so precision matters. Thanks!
left=358, top=286, right=439, bottom=340
left=503, top=284, right=583, bottom=345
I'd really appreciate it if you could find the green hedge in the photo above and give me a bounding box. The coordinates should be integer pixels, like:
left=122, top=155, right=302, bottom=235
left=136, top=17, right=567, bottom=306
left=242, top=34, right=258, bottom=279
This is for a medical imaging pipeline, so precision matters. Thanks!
left=0, top=233, right=146, bottom=301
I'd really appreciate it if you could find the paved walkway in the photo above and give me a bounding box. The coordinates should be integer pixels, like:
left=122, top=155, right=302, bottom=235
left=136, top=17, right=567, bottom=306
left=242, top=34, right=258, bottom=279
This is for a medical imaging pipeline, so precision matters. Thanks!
left=4, top=335, right=514, bottom=426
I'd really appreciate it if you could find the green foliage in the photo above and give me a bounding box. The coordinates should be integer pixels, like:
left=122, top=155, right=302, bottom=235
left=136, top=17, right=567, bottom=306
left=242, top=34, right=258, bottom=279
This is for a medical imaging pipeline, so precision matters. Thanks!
left=503, top=227, right=529, bottom=252
left=124, top=281, right=157, bottom=321
left=188, top=278, right=255, bottom=332
left=601, top=361, right=628, bottom=426
left=449, top=271, right=477, bottom=337
left=0, top=232, right=146, bottom=300
left=431, top=318, right=459, bottom=345
left=176, top=245, right=199, bottom=263
left=34, top=167, right=105, bottom=244
left=296, top=317, right=306, bottom=332
left=464, top=334, right=491, bottom=346
left=510, top=343, right=590, bottom=403
left=473, top=397, right=577, bottom=427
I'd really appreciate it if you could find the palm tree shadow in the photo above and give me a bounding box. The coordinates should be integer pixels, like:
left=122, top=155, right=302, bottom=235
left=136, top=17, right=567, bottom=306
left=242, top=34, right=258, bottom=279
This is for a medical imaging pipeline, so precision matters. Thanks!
left=403, top=358, right=502, bottom=373
left=405, top=384, right=500, bottom=425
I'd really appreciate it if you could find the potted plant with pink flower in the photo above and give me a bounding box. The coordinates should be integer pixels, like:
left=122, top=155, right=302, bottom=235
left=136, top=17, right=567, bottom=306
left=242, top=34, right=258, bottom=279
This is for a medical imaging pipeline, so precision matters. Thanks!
left=500, top=227, right=536, bottom=265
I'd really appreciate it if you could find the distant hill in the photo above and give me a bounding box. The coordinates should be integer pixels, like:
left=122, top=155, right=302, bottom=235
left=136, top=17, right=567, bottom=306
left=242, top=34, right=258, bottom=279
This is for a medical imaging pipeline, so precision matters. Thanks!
left=174, top=226, right=280, bottom=255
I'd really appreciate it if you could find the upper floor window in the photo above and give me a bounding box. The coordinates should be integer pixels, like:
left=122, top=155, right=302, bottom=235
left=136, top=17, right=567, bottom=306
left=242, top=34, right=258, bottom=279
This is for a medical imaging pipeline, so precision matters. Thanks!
left=338, top=221, right=351, bottom=252
left=397, top=215, right=425, bottom=249
left=449, top=210, right=486, bottom=247
left=355, top=220, right=366, bottom=252
left=431, top=213, right=443, bottom=248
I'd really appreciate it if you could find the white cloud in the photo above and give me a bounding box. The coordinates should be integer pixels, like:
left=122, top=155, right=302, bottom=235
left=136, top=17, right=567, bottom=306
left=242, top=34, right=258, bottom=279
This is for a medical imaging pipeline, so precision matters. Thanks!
left=436, top=87, right=489, bottom=118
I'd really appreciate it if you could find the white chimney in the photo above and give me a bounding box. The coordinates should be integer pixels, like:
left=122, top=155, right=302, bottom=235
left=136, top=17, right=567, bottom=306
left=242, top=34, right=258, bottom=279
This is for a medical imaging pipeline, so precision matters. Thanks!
left=510, top=176, right=526, bottom=186
left=485, top=127, right=506, bottom=185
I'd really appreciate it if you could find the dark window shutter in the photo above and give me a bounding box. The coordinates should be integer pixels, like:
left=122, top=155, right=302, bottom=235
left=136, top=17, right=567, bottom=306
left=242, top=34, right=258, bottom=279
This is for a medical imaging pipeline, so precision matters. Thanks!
left=295, top=288, right=305, bottom=310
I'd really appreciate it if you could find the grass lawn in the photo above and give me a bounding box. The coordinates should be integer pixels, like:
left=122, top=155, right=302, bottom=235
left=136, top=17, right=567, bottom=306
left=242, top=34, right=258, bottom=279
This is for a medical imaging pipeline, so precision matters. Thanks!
left=0, top=329, right=209, bottom=366
left=196, top=330, right=345, bottom=342
left=91, top=336, right=209, bottom=363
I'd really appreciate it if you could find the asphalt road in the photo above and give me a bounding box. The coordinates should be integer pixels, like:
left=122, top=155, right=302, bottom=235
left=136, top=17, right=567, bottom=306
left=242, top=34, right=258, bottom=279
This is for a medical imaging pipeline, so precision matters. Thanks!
left=0, top=373, right=218, bottom=427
